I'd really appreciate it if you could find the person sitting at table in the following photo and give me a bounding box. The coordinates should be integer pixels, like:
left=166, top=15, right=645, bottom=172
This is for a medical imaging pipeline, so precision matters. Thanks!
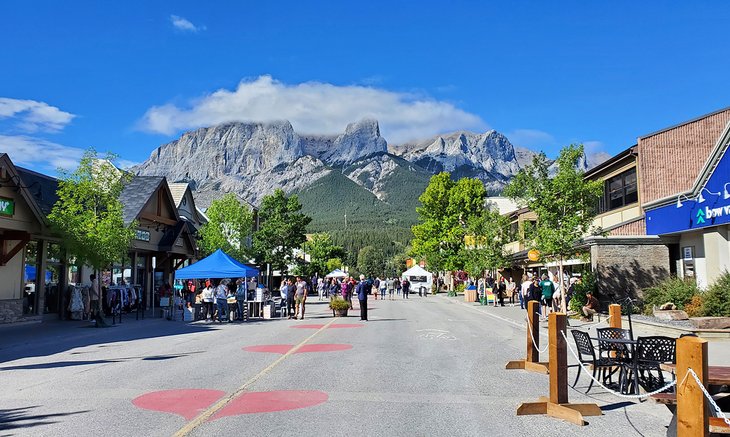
left=582, top=291, right=599, bottom=322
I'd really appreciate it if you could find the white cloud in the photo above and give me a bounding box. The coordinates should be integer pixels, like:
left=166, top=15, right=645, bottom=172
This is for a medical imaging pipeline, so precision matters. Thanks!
left=170, top=15, right=205, bottom=32
left=0, top=135, right=85, bottom=171
left=0, top=97, right=75, bottom=133
left=506, top=129, right=556, bottom=148
left=138, top=75, right=486, bottom=143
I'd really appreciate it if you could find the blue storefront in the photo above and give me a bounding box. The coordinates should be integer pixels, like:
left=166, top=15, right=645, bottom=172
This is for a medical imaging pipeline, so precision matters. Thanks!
left=646, top=133, right=730, bottom=289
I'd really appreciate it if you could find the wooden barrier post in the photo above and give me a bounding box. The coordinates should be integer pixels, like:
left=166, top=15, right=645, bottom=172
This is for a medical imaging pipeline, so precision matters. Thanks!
left=609, top=304, right=622, bottom=329
left=506, top=300, right=549, bottom=374
left=516, top=312, right=602, bottom=426
left=676, top=336, right=708, bottom=437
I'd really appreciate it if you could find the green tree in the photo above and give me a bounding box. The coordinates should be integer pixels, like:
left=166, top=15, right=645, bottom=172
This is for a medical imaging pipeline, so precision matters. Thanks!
left=411, top=173, right=487, bottom=272
left=49, top=150, right=136, bottom=319
left=198, top=193, right=253, bottom=262
left=357, top=245, right=384, bottom=278
left=462, top=206, right=511, bottom=279
left=504, top=144, right=603, bottom=311
left=253, top=189, right=312, bottom=275
left=307, top=232, right=344, bottom=276
left=326, top=257, right=343, bottom=273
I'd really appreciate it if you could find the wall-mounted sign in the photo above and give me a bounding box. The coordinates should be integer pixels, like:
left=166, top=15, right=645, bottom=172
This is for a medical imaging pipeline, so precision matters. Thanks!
left=682, top=246, right=694, bottom=260
left=135, top=229, right=151, bottom=242
left=527, top=249, right=540, bottom=262
left=0, top=197, right=15, bottom=217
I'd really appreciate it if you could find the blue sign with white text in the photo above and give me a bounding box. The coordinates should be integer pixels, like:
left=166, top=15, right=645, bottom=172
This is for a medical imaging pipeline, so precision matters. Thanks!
left=646, top=144, right=730, bottom=235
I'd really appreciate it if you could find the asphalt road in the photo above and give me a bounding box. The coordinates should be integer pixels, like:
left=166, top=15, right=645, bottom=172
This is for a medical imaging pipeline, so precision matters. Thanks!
left=1, top=295, right=674, bottom=437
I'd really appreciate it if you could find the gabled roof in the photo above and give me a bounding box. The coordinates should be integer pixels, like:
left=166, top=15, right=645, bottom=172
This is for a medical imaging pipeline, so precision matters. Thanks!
left=119, top=175, right=172, bottom=225
left=15, top=166, right=59, bottom=219
left=0, top=154, right=49, bottom=227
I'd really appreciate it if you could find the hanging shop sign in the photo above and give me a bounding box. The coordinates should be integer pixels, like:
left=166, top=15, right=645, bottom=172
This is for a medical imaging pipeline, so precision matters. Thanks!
left=0, top=197, right=15, bottom=217
left=527, top=249, right=540, bottom=262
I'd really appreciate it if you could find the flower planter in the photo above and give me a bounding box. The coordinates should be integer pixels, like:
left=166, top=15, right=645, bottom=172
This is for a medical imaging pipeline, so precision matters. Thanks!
left=333, top=308, right=349, bottom=317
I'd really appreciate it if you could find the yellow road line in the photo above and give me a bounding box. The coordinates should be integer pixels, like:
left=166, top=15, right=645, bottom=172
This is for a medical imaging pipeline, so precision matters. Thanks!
left=173, top=318, right=338, bottom=437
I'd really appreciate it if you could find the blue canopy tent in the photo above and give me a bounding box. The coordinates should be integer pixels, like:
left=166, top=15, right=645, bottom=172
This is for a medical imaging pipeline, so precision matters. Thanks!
left=174, top=249, right=259, bottom=279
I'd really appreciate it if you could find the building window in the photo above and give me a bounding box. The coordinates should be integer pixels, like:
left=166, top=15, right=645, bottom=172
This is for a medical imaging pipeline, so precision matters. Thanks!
left=599, top=167, right=638, bottom=213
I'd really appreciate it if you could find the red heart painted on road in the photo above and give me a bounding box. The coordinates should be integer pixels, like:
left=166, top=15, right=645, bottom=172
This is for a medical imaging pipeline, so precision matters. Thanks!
left=243, top=344, right=352, bottom=354
left=132, top=389, right=328, bottom=420
left=132, top=389, right=225, bottom=420
left=211, top=390, right=328, bottom=419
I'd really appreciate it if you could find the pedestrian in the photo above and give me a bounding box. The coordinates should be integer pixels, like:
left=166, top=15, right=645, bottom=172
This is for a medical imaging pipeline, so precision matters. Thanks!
left=566, top=277, right=579, bottom=310
left=388, top=277, right=395, bottom=300
left=496, top=278, right=506, bottom=307
left=373, top=277, right=380, bottom=300
left=393, top=277, right=401, bottom=297
left=379, top=277, right=387, bottom=300
left=401, top=277, right=410, bottom=299
left=519, top=274, right=530, bottom=310
left=539, top=274, right=555, bottom=321
left=506, top=277, right=517, bottom=306
left=279, top=279, right=289, bottom=317
left=346, top=277, right=355, bottom=309
left=286, top=278, right=296, bottom=319
left=317, top=277, right=325, bottom=301
left=202, top=280, right=214, bottom=321
left=293, top=276, right=308, bottom=319
left=236, top=278, right=247, bottom=321
left=214, top=279, right=228, bottom=323
left=356, top=274, right=369, bottom=321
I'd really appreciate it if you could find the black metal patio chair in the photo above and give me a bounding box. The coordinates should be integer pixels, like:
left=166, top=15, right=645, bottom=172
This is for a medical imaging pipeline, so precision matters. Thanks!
left=633, top=336, right=676, bottom=392
left=570, top=329, right=621, bottom=393
left=595, top=327, right=633, bottom=392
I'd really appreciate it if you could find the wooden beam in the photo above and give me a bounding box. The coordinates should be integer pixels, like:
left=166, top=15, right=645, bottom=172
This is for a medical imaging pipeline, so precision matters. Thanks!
left=609, top=304, right=622, bottom=329
left=528, top=300, right=540, bottom=362
left=676, top=336, right=709, bottom=437
left=549, top=312, right=568, bottom=405
left=0, top=234, right=30, bottom=265
left=138, top=212, right=177, bottom=226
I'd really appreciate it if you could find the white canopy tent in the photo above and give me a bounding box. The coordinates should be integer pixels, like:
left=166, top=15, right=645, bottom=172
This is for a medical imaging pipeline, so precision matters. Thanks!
left=401, top=265, right=433, bottom=292
left=325, top=269, right=348, bottom=278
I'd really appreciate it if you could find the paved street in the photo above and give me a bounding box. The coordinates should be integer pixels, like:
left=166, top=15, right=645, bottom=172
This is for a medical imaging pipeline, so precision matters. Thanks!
left=0, top=295, right=688, bottom=436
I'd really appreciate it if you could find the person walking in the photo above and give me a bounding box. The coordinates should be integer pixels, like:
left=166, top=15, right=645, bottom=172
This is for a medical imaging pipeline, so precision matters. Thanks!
left=539, top=274, right=555, bottom=321
left=401, top=277, right=410, bottom=299
left=519, top=274, right=530, bottom=310
left=236, top=279, right=248, bottom=321
left=387, top=277, right=395, bottom=300
left=393, top=277, right=401, bottom=298
left=356, top=274, right=369, bottom=321
left=496, top=278, right=506, bottom=307
left=379, top=277, right=387, bottom=301
left=214, top=279, right=228, bottom=323
left=293, top=276, right=307, bottom=320
left=279, top=279, right=289, bottom=318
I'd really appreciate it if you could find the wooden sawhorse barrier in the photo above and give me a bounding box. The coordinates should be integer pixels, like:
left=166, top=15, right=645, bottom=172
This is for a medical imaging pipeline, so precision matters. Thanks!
left=505, top=300, right=550, bottom=374
left=516, top=312, right=602, bottom=426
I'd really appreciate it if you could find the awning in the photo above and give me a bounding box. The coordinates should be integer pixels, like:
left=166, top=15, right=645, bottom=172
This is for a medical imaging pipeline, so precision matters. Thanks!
left=174, top=249, right=259, bottom=279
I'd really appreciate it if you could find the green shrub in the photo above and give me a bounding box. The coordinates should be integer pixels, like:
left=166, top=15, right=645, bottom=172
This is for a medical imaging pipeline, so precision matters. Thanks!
left=702, top=271, right=730, bottom=317
left=329, top=297, right=351, bottom=311
left=569, top=271, right=597, bottom=314
left=641, top=277, right=700, bottom=315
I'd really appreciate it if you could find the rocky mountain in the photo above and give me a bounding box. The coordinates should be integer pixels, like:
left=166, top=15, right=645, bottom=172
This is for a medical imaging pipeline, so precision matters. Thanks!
left=134, top=119, right=524, bottom=230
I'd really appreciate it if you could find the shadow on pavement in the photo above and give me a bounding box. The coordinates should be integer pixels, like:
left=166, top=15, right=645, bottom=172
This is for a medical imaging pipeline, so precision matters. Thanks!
left=0, top=406, right=88, bottom=431
left=1, top=351, right=205, bottom=370
left=0, top=319, right=219, bottom=364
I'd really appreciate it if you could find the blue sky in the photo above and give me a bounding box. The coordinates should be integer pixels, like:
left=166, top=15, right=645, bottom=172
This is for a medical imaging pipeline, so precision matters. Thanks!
left=2, top=0, right=730, bottom=173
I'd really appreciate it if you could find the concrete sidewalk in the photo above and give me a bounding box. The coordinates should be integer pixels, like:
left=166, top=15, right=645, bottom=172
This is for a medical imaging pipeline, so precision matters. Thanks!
left=435, top=293, right=730, bottom=366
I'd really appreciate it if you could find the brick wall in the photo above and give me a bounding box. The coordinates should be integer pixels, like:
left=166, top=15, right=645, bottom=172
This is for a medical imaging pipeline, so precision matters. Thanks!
left=638, top=109, right=730, bottom=205
left=0, top=299, right=23, bottom=324
left=591, top=243, right=670, bottom=305
left=608, top=218, right=646, bottom=236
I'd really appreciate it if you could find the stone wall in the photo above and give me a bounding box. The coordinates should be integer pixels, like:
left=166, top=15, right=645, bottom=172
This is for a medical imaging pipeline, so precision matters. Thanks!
left=591, top=243, right=670, bottom=306
left=0, top=299, right=23, bottom=324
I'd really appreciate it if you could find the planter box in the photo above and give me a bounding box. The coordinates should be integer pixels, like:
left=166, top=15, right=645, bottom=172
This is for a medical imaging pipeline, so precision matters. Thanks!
left=333, top=308, right=349, bottom=317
